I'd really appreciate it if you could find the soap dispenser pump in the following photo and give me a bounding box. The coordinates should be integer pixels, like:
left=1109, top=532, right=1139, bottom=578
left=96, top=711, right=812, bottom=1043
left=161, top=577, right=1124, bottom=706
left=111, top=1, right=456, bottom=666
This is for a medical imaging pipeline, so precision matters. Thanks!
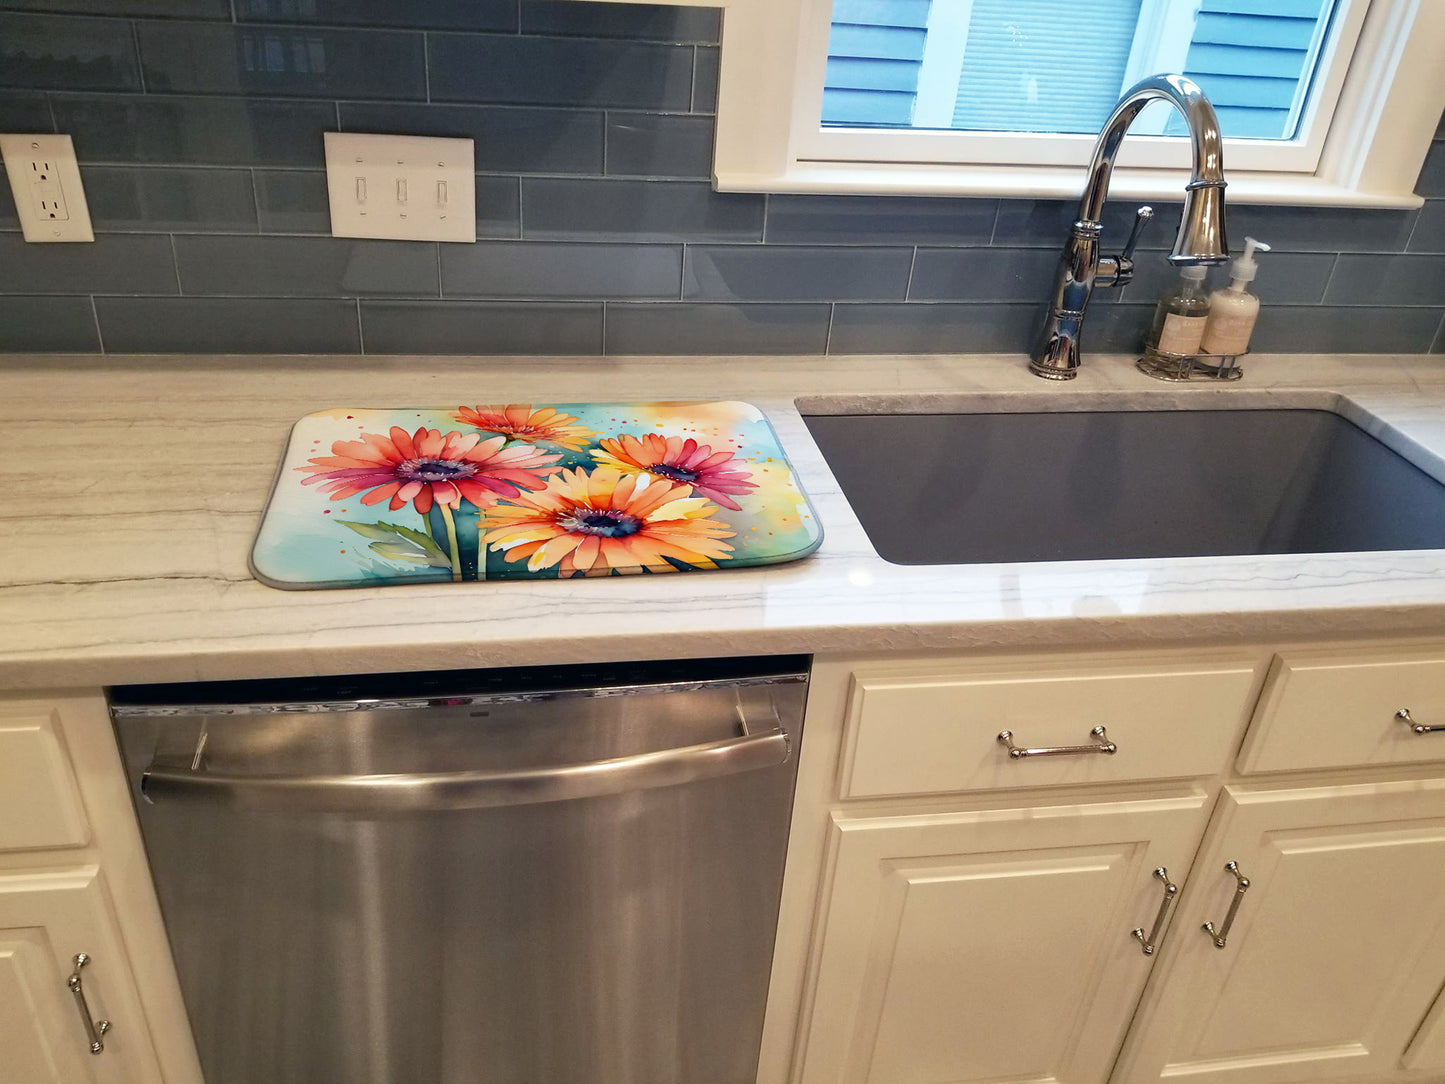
left=1200, top=237, right=1271, bottom=355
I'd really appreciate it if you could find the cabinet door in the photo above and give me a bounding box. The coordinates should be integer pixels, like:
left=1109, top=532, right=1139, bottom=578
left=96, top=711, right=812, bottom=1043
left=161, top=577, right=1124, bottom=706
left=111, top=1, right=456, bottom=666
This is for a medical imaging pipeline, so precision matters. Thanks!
left=1115, top=777, right=1445, bottom=1083
left=795, top=793, right=1212, bottom=1084
left=0, top=866, right=163, bottom=1084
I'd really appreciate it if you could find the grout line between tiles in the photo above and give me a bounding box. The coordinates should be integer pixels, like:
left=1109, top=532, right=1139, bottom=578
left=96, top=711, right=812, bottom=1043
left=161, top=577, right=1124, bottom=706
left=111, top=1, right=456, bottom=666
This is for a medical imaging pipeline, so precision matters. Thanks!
left=422, top=32, right=432, bottom=104
left=435, top=243, right=443, bottom=298
left=903, top=246, right=918, bottom=301
left=823, top=303, right=835, bottom=354
left=600, top=300, right=608, bottom=353
left=43, top=92, right=59, bottom=133
left=168, top=234, right=183, bottom=294
left=90, top=296, right=106, bottom=353
left=355, top=298, right=365, bottom=353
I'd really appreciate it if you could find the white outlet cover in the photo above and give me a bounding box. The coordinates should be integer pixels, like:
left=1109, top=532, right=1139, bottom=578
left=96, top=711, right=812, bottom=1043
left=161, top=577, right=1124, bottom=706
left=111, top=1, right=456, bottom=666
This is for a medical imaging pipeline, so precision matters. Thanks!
left=0, top=133, right=94, bottom=243
left=324, top=132, right=476, bottom=243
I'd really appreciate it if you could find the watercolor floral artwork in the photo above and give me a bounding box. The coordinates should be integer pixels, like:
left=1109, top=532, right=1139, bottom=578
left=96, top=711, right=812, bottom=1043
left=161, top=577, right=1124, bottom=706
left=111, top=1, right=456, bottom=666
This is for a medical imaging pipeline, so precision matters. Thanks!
left=250, top=401, right=823, bottom=589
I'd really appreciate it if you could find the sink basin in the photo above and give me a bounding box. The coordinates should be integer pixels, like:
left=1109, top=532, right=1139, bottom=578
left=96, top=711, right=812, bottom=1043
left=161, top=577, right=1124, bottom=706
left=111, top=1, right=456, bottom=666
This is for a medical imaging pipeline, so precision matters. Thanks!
left=803, top=408, right=1445, bottom=564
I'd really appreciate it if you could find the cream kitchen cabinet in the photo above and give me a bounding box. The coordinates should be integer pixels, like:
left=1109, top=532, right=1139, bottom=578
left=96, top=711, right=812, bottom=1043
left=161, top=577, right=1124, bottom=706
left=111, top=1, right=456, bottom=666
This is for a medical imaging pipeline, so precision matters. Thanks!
left=0, top=866, right=161, bottom=1084
left=1113, top=776, right=1445, bottom=1083
left=0, top=694, right=204, bottom=1084
left=764, top=644, right=1445, bottom=1084
left=793, top=792, right=1212, bottom=1084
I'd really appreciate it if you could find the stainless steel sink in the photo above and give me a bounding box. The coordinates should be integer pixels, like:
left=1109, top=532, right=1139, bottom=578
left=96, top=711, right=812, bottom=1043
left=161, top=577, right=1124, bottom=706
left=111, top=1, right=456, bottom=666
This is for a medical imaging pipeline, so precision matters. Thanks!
left=802, top=408, right=1445, bottom=564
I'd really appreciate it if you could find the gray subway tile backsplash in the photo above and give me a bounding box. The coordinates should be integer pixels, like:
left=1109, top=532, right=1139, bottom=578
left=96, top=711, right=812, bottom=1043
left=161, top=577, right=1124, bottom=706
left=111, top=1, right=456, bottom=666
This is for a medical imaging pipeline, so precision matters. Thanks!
left=442, top=241, right=682, bottom=299
left=361, top=300, right=603, bottom=355
left=0, top=0, right=229, bottom=16
left=766, top=195, right=998, bottom=246
left=1408, top=200, right=1445, bottom=254
left=0, top=6, right=1441, bottom=358
left=684, top=245, right=913, bottom=302
left=518, top=1, right=721, bottom=43
left=84, top=166, right=258, bottom=232
left=340, top=103, right=604, bottom=175
left=0, top=90, right=54, bottom=131
left=137, top=21, right=427, bottom=100
left=95, top=296, right=362, bottom=353
left=234, top=0, right=518, bottom=32
left=0, top=296, right=100, bottom=351
left=521, top=178, right=764, bottom=241
left=605, top=113, right=714, bottom=178
left=0, top=13, right=141, bottom=92
left=428, top=33, right=692, bottom=111
left=1251, top=305, right=1445, bottom=354
left=1324, top=253, right=1445, bottom=307
left=51, top=94, right=337, bottom=166
left=175, top=235, right=439, bottom=297
left=605, top=303, right=831, bottom=355
left=828, top=302, right=1043, bottom=355
left=909, top=247, right=1060, bottom=302
left=692, top=47, right=719, bottom=114
left=0, top=233, right=177, bottom=293
left=253, top=169, right=330, bottom=233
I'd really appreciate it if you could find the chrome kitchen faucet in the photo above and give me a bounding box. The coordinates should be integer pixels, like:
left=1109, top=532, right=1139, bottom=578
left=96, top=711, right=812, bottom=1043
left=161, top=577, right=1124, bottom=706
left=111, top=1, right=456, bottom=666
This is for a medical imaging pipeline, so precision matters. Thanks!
left=1030, top=74, right=1230, bottom=380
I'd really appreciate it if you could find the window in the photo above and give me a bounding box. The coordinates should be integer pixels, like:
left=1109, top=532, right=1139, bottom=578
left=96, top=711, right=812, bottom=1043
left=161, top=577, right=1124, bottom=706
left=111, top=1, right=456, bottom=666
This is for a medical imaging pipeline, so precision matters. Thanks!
left=631, top=0, right=1445, bottom=206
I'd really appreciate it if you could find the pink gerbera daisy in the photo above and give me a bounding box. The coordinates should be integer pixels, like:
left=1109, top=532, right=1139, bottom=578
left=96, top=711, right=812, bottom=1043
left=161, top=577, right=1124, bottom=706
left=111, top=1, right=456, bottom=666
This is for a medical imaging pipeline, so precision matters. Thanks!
left=591, top=433, right=758, bottom=511
left=297, top=426, right=562, bottom=514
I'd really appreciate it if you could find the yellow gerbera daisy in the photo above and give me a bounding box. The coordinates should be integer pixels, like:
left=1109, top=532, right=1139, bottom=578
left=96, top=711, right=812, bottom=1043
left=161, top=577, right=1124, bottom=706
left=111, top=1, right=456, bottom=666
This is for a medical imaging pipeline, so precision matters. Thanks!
left=481, top=467, right=735, bottom=576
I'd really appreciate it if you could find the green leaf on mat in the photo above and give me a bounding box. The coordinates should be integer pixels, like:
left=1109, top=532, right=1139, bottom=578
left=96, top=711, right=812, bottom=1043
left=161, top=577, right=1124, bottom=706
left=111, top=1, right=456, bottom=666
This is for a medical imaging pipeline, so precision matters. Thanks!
left=337, top=520, right=452, bottom=568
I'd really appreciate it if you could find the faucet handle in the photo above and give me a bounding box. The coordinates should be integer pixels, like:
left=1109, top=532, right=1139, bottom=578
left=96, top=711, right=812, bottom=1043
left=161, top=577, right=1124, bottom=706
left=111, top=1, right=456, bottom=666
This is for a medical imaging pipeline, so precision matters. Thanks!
left=1098, top=205, right=1154, bottom=289
left=1121, top=205, right=1154, bottom=262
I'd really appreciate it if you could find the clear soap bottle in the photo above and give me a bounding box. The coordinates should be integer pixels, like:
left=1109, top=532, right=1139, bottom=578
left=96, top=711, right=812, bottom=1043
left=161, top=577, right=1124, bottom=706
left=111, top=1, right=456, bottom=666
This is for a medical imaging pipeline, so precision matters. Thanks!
left=1145, top=264, right=1210, bottom=355
left=1200, top=237, right=1271, bottom=356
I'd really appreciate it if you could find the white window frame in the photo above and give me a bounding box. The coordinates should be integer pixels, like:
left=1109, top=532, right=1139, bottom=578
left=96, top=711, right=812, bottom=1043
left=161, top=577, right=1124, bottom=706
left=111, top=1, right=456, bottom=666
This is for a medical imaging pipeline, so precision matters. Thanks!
left=590, top=0, right=1445, bottom=207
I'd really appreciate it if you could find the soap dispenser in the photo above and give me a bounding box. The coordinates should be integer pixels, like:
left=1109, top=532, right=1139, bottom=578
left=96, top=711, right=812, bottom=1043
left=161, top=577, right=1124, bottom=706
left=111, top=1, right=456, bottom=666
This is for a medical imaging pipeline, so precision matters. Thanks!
left=1200, top=237, right=1271, bottom=355
left=1145, top=264, right=1210, bottom=355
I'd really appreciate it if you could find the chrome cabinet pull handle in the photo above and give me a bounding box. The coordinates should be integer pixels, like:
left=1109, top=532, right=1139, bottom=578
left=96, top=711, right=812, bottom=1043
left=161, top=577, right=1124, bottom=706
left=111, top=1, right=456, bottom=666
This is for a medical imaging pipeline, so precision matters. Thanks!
left=1396, top=709, right=1445, bottom=735
left=1201, top=861, right=1250, bottom=949
left=1130, top=867, right=1179, bottom=956
left=997, top=725, right=1117, bottom=759
left=66, top=953, right=111, bottom=1055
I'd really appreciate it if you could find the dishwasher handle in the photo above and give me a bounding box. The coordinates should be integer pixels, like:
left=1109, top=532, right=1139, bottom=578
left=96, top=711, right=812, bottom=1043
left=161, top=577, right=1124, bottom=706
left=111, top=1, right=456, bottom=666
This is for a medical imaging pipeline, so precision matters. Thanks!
left=140, top=719, right=791, bottom=814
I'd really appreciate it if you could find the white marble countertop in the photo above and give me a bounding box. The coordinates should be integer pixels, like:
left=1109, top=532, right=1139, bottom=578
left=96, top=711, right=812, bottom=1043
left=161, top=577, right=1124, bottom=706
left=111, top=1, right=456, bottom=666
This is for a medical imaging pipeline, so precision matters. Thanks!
left=6, top=350, right=1445, bottom=691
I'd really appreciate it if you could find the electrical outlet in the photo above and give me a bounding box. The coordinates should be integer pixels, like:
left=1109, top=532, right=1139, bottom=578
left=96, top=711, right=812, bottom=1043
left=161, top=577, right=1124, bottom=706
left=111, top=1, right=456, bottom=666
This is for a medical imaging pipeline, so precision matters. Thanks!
left=324, top=132, right=476, bottom=243
left=0, top=133, right=94, bottom=243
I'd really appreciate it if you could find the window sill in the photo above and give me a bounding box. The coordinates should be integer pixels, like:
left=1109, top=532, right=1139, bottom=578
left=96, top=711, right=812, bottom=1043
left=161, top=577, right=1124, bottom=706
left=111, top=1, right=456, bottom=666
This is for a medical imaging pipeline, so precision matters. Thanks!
left=715, top=162, right=1425, bottom=209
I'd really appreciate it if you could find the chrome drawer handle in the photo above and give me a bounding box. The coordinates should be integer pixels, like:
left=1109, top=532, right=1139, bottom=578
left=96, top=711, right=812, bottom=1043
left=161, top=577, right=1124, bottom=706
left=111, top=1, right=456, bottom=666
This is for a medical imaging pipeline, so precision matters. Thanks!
left=1396, top=709, right=1445, bottom=735
left=997, top=725, right=1117, bottom=759
left=1201, top=861, right=1250, bottom=949
left=66, top=953, right=111, bottom=1055
left=1130, top=867, right=1179, bottom=956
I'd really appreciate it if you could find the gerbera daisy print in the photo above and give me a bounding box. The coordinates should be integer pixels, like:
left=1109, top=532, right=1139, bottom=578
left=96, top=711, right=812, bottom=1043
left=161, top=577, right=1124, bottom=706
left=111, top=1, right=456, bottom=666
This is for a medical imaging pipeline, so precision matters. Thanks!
left=481, top=467, right=735, bottom=576
left=591, top=433, right=758, bottom=511
left=297, top=426, right=562, bottom=514
left=250, top=402, right=822, bottom=588
left=454, top=404, right=595, bottom=452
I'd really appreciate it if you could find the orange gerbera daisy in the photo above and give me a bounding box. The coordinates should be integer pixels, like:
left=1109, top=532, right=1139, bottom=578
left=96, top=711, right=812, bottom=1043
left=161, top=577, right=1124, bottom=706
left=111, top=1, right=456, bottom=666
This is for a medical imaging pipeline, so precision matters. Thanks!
left=481, top=467, right=735, bottom=576
left=298, top=426, right=562, bottom=514
left=592, top=433, right=758, bottom=511
left=453, top=404, right=594, bottom=451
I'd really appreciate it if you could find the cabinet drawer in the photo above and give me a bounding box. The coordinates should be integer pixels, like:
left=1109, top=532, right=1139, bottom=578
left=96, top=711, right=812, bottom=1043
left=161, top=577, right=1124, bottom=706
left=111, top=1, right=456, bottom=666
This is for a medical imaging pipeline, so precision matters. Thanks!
left=0, top=705, right=88, bottom=850
left=841, top=662, right=1259, bottom=798
left=1239, top=650, right=1445, bottom=774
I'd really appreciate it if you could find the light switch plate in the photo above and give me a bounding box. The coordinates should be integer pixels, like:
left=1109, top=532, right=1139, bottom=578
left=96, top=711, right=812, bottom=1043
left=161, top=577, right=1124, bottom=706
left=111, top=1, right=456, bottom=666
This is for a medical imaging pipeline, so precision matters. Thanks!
left=324, top=132, right=476, bottom=243
left=0, top=133, right=94, bottom=243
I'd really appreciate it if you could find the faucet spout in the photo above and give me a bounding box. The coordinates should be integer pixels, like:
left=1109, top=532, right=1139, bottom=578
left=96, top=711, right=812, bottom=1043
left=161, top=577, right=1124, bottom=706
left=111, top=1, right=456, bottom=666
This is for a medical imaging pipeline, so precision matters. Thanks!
left=1030, top=74, right=1229, bottom=381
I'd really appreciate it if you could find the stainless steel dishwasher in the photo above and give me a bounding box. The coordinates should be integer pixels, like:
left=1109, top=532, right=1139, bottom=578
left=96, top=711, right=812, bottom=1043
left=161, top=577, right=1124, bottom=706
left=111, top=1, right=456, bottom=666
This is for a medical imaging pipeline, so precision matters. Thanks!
left=110, top=655, right=809, bottom=1084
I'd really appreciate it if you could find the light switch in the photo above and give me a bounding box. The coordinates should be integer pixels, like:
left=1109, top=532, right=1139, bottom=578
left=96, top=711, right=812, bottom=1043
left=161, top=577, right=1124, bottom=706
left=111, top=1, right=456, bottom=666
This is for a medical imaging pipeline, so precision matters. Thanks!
left=324, top=132, right=475, bottom=243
